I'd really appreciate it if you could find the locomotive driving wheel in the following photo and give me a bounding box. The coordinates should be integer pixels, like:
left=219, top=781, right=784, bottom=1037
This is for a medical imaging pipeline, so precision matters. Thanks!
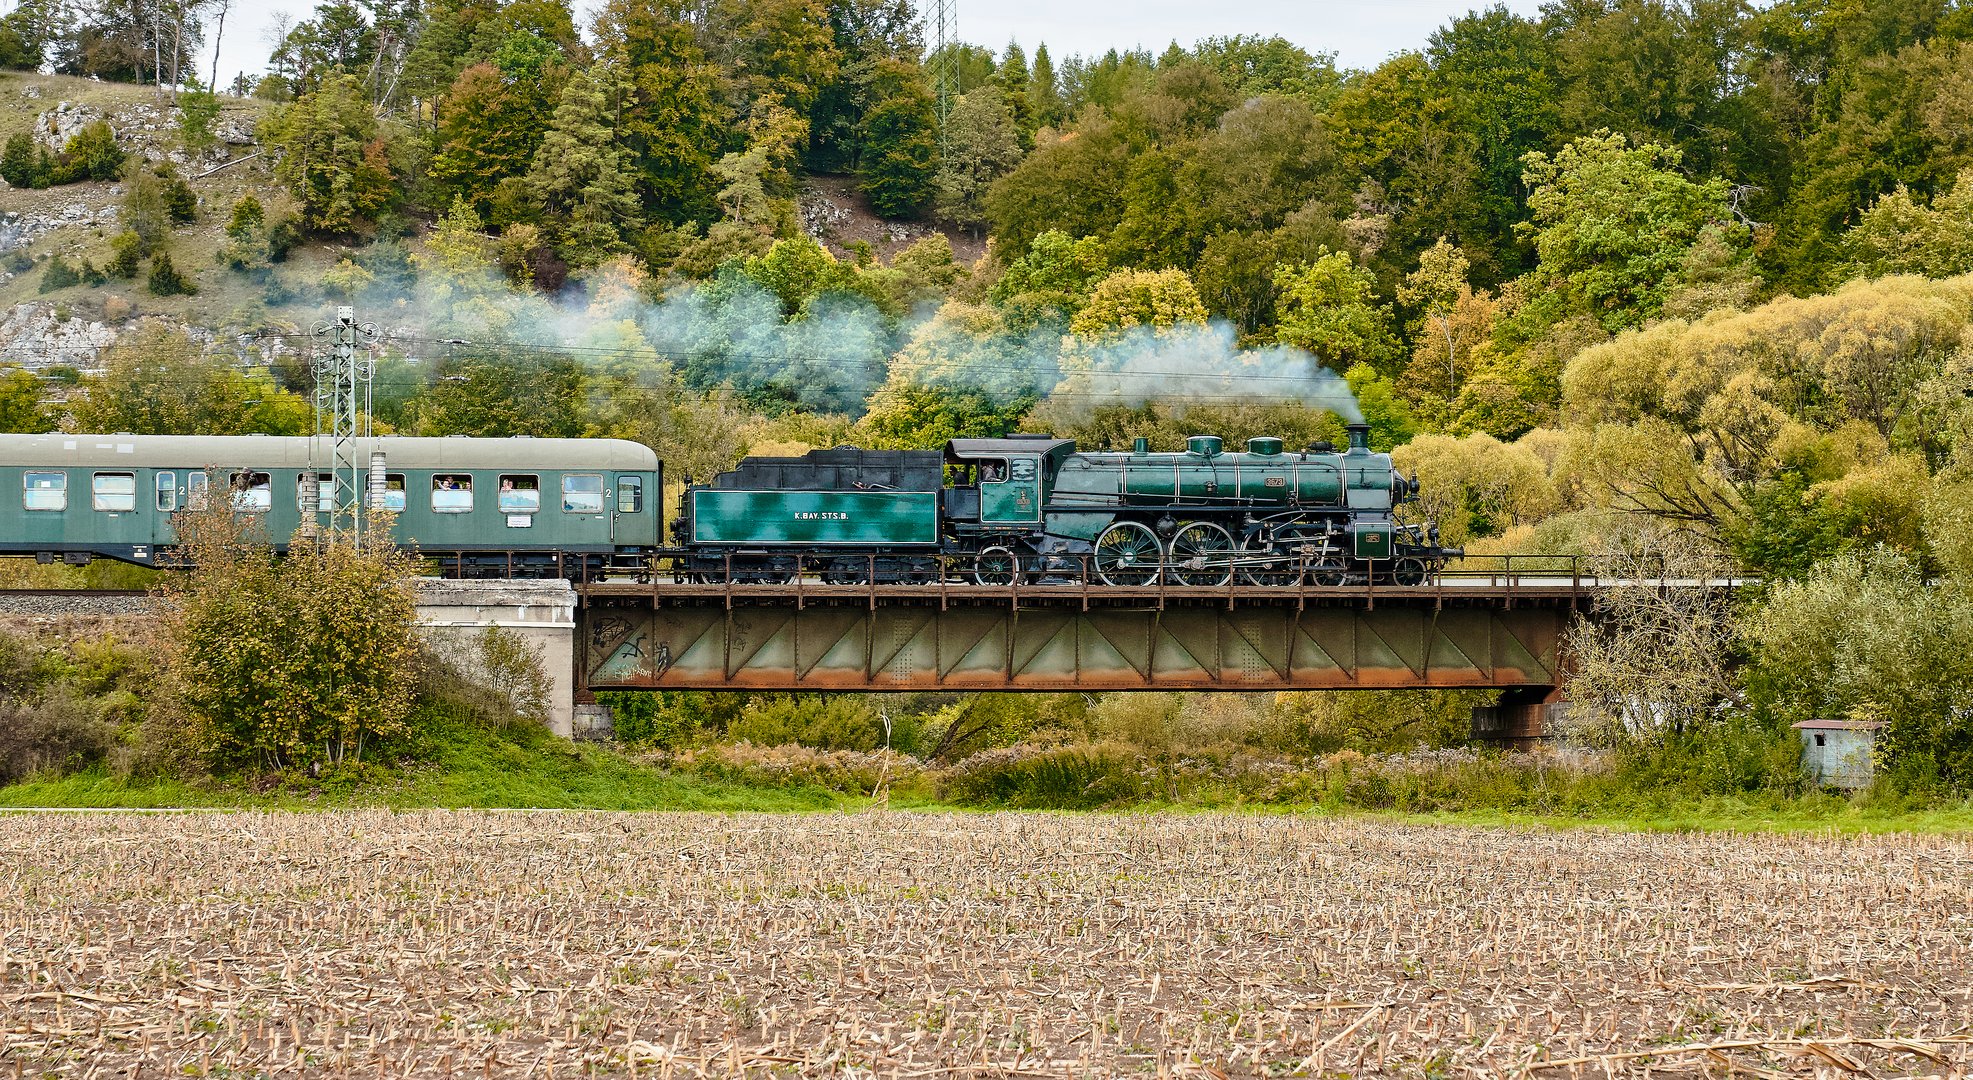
left=973, top=546, right=1019, bottom=586
left=1167, top=522, right=1234, bottom=586
left=1094, top=522, right=1162, bottom=587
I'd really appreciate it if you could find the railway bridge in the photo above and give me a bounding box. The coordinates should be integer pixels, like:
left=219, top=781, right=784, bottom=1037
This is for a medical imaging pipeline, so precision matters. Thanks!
left=567, top=557, right=1740, bottom=740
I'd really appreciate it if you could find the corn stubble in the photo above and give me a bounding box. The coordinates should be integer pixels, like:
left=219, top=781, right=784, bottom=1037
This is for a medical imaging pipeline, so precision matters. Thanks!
left=2, top=812, right=1969, bottom=1078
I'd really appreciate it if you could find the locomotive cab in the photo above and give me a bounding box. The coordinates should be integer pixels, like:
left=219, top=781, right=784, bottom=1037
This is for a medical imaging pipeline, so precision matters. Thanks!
left=943, top=437, right=1076, bottom=530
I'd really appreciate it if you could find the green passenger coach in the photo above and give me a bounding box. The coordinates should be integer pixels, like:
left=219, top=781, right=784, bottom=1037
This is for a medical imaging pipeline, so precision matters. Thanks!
left=0, top=434, right=661, bottom=573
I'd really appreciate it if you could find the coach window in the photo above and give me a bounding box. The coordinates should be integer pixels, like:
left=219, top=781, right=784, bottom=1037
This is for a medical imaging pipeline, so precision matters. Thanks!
left=299, top=473, right=336, bottom=513
left=562, top=473, right=604, bottom=513
left=617, top=475, right=643, bottom=513
left=432, top=474, right=474, bottom=513
left=380, top=475, right=407, bottom=512
left=23, top=471, right=65, bottom=512
left=186, top=473, right=209, bottom=511
left=93, top=472, right=136, bottom=512
left=231, top=472, right=272, bottom=512
left=497, top=474, right=540, bottom=513
left=156, top=472, right=177, bottom=511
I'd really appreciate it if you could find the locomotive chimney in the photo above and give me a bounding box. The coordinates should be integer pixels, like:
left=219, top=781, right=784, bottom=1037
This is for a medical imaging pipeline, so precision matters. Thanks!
left=1345, top=423, right=1371, bottom=454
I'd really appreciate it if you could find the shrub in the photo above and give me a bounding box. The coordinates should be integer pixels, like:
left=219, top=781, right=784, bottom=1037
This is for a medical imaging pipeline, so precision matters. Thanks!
left=1, top=132, right=43, bottom=188
left=147, top=252, right=195, bottom=296
left=727, top=695, right=886, bottom=750
left=39, top=255, right=81, bottom=293
left=676, top=743, right=922, bottom=794
left=938, top=742, right=1151, bottom=808
left=57, top=120, right=124, bottom=183
left=470, top=625, right=551, bottom=728
left=108, top=230, right=144, bottom=278
left=0, top=695, right=117, bottom=784
left=158, top=505, right=421, bottom=772
left=162, top=171, right=197, bottom=223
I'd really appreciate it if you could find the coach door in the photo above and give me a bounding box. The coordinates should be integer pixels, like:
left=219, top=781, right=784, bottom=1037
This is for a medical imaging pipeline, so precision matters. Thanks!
left=610, top=473, right=645, bottom=543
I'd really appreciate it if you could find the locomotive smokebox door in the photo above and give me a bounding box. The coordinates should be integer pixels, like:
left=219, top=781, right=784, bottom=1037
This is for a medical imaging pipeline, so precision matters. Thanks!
left=1352, top=521, right=1394, bottom=559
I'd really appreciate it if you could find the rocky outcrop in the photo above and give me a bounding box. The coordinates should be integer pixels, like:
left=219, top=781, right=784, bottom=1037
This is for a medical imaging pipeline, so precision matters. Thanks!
left=31, top=96, right=256, bottom=169
left=0, top=301, right=122, bottom=369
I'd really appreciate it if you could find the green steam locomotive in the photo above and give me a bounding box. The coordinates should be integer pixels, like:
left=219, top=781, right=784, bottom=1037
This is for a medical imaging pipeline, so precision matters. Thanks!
left=676, top=423, right=1458, bottom=585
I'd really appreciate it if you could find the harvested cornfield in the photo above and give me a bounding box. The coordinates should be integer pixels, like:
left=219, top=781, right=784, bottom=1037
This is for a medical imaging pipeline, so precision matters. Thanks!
left=2, top=812, right=1970, bottom=1078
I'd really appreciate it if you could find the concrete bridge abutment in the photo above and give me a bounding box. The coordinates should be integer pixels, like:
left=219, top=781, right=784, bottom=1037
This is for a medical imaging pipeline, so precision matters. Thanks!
left=412, top=579, right=595, bottom=738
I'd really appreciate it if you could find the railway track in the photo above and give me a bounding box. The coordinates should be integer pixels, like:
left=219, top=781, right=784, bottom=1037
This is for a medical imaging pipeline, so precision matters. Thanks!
left=0, top=588, right=152, bottom=616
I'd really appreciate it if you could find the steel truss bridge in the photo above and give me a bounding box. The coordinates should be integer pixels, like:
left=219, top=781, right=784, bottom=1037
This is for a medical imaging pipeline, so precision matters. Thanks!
left=571, top=556, right=1717, bottom=700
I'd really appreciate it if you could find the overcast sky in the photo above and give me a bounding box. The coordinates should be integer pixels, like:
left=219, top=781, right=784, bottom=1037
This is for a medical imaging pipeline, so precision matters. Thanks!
left=191, top=0, right=1548, bottom=94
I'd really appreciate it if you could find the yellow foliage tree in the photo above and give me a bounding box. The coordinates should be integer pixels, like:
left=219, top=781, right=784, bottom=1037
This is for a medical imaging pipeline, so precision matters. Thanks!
left=157, top=501, right=422, bottom=772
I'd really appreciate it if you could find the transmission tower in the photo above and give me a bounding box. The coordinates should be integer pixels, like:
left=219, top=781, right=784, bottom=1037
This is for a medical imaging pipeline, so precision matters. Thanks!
left=928, top=0, right=956, bottom=134
left=310, top=306, right=377, bottom=546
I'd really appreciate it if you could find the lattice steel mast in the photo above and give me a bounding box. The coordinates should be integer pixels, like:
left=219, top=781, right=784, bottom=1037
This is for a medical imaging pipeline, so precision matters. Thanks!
left=310, top=306, right=377, bottom=545
left=929, top=0, right=956, bottom=135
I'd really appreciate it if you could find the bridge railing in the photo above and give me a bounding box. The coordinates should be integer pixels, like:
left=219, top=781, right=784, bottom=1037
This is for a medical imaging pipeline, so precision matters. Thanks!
left=410, top=549, right=1727, bottom=600
left=557, top=549, right=1622, bottom=605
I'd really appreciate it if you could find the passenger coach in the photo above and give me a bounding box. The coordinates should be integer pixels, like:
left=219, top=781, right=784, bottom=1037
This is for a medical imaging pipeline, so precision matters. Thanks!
left=0, top=434, right=661, bottom=573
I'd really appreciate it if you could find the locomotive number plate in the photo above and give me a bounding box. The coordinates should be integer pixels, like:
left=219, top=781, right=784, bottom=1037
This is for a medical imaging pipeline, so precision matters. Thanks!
left=1265, top=476, right=1286, bottom=488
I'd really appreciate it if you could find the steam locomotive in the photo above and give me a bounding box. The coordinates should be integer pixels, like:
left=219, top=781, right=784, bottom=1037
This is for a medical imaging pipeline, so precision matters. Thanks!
left=675, top=423, right=1458, bottom=585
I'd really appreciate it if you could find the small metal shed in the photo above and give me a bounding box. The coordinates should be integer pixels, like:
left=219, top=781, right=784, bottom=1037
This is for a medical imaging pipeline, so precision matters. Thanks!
left=1792, top=719, right=1884, bottom=790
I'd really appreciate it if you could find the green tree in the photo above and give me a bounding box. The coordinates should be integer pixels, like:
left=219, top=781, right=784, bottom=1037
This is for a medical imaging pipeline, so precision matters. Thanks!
left=1068, top=268, right=1209, bottom=337
left=0, top=368, right=51, bottom=433
left=70, top=322, right=308, bottom=435
left=409, top=350, right=588, bottom=438
left=987, top=229, right=1110, bottom=327
left=107, top=230, right=143, bottom=278
left=219, top=194, right=272, bottom=272
left=1749, top=548, right=1973, bottom=788
left=1028, top=42, right=1062, bottom=128
left=707, top=0, right=839, bottom=116
left=595, top=0, right=727, bottom=223
left=993, top=39, right=1034, bottom=141
left=1520, top=130, right=1734, bottom=330
left=1190, top=34, right=1342, bottom=101
left=858, top=58, right=938, bottom=217
left=933, top=90, right=1022, bottom=235
left=430, top=63, right=550, bottom=217
left=858, top=303, right=1047, bottom=448
left=1179, top=95, right=1345, bottom=242
left=177, top=77, right=222, bottom=150
left=1844, top=169, right=1973, bottom=277
left=1398, top=237, right=1473, bottom=399
left=527, top=59, right=643, bottom=267
left=985, top=111, right=1133, bottom=256
left=263, top=73, right=400, bottom=234
left=146, top=251, right=196, bottom=296
left=121, top=160, right=170, bottom=250
left=708, top=99, right=808, bottom=236
left=803, top=0, right=922, bottom=172
left=1272, top=250, right=1401, bottom=372
left=1425, top=7, right=1559, bottom=279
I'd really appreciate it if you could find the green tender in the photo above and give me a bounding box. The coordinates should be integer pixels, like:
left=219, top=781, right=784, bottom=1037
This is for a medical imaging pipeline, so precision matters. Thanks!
left=689, top=490, right=940, bottom=546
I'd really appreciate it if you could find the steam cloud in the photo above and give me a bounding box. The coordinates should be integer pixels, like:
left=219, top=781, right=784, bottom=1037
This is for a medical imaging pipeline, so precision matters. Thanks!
left=383, top=265, right=1367, bottom=425
left=1063, top=322, right=1365, bottom=424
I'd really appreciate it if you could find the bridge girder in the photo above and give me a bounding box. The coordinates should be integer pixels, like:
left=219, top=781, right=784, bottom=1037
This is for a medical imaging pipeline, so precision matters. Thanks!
left=579, top=595, right=1573, bottom=693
